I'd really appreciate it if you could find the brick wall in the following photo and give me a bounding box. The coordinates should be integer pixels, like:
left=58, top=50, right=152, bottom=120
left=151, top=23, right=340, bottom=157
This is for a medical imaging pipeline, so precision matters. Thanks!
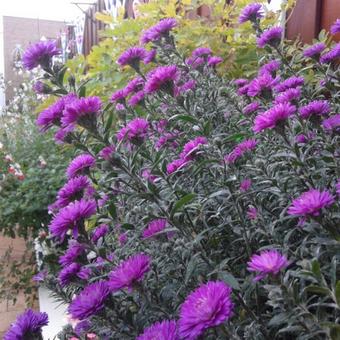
left=3, top=16, right=66, bottom=102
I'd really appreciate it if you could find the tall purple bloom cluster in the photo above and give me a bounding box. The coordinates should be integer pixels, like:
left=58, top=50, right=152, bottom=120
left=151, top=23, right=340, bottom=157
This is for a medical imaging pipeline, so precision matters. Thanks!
left=4, top=309, right=48, bottom=340
left=22, top=40, right=60, bottom=70
left=179, top=281, right=234, bottom=339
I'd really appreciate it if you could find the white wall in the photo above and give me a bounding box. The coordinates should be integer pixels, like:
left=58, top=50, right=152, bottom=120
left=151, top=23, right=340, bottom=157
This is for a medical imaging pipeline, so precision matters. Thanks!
left=39, top=288, right=68, bottom=340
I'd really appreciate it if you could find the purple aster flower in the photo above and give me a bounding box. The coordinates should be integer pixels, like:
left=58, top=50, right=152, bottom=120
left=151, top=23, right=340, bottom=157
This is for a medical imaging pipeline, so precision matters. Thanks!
left=155, top=132, right=178, bottom=150
left=116, top=103, right=125, bottom=111
left=117, top=46, right=148, bottom=68
left=320, top=43, right=340, bottom=64
left=295, top=134, right=308, bottom=144
left=253, top=103, right=296, bottom=133
left=225, top=139, right=258, bottom=163
left=144, top=49, right=157, bottom=64
left=99, top=145, right=116, bottom=161
left=4, top=309, right=48, bottom=340
left=74, top=320, right=91, bottom=336
left=36, top=93, right=77, bottom=131
left=58, top=262, right=91, bottom=287
left=322, top=114, right=340, bottom=132
left=91, top=224, right=109, bottom=243
left=117, top=118, right=149, bottom=143
left=287, top=189, right=335, bottom=217
left=303, top=42, right=326, bottom=58
left=118, top=232, right=128, bottom=245
left=61, top=96, right=101, bottom=130
left=66, top=154, right=96, bottom=179
left=239, top=3, right=264, bottom=23
left=137, top=320, right=178, bottom=340
left=247, top=250, right=289, bottom=281
left=192, top=47, right=212, bottom=57
left=274, top=88, right=301, bottom=104
left=178, top=281, right=234, bottom=339
left=124, top=77, right=144, bottom=95
left=207, top=56, right=223, bottom=67
left=258, top=60, right=280, bottom=76
left=22, top=40, right=60, bottom=70
left=141, top=169, right=158, bottom=183
left=244, top=102, right=260, bottom=115
left=299, top=100, right=330, bottom=119
left=247, top=207, right=258, bottom=220
left=54, top=125, right=74, bottom=144
left=145, top=65, right=179, bottom=95
left=330, top=19, right=340, bottom=35
left=68, top=281, right=111, bottom=320
left=108, top=253, right=151, bottom=292
left=143, top=219, right=167, bottom=239
left=257, top=27, right=283, bottom=48
left=32, top=270, right=48, bottom=282
left=56, top=176, right=95, bottom=209
left=111, top=89, right=127, bottom=103
left=175, top=79, right=196, bottom=97
left=141, top=18, right=177, bottom=44
left=275, top=76, right=304, bottom=93
left=49, top=199, right=96, bottom=241
left=167, top=158, right=189, bottom=174
left=234, top=78, right=248, bottom=87
left=59, top=241, right=87, bottom=266
left=237, top=84, right=250, bottom=96
left=247, top=73, right=278, bottom=97
left=128, top=90, right=145, bottom=107
left=186, top=56, right=205, bottom=69
left=240, top=179, right=252, bottom=192
left=33, top=80, right=46, bottom=94
left=180, top=136, right=207, bottom=160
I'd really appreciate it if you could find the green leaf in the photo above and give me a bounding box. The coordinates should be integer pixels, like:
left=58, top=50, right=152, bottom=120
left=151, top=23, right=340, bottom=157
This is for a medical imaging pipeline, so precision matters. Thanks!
left=169, top=114, right=198, bottom=124
left=170, top=193, right=196, bottom=218
left=335, top=281, right=340, bottom=306
left=218, top=271, right=240, bottom=290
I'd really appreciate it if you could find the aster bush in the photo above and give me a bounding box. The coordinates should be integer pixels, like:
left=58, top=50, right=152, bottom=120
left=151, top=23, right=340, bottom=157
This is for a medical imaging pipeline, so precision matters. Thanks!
left=10, top=3, right=340, bottom=340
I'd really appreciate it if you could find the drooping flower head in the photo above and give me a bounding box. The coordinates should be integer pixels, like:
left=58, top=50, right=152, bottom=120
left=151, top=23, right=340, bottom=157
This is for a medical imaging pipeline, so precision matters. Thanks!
left=110, top=89, right=127, bottom=103
left=67, top=154, right=96, bottom=179
left=320, top=43, right=340, bottom=64
left=99, top=145, right=116, bottom=161
left=117, top=46, right=148, bottom=68
left=4, top=309, right=49, bottom=340
left=108, top=253, right=151, bottom=292
left=287, top=189, right=334, bottom=217
left=322, top=114, right=340, bottom=132
left=145, top=65, right=179, bottom=95
left=247, top=250, right=289, bottom=281
left=36, top=93, right=77, bottom=131
left=257, top=27, right=283, bottom=48
left=253, top=103, right=296, bottom=133
left=68, top=281, right=111, bottom=320
left=56, top=175, right=95, bottom=209
left=178, top=281, right=234, bottom=339
left=137, top=320, right=179, bottom=340
left=180, top=136, right=207, bottom=160
left=239, top=3, right=264, bottom=23
left=124, top=77, right=144, bottom=95
left=247, top=73, right=278, bottom=97
left=61, top=96, right=102, bottom=130
left=22, top=40, right=60, bottom=70
left=192, top=47, right=212, bottom=58
left=58, top=262, right=91, bottom=287
left=275, top=76, right=304, bottom=93
left=299, top=100, right=330, bottom=119
left=143, top=219, right=167, bottom=239
left=244, top=102, right=261, bottom=115
left=59, top=241, right=87, bottom=266
left=49, top=199, right=96, bottom=241
left=303, top=43, right=326, bottom=59
left=167, top=158, right=189, bottom=175
left=117, top=118, right=149, bottom=144
left=128, top=90, right=145, bottom=107
left=141, top=18, right=177, bottom=44
left=207, top=56, right=223, bottom=67
left=91, top=224, right=109, bottom=243
left=330, top=19, right=340, bottom=35
left=274, top=88, right=301, bottom=104
left=225, top=139, right=258, bottom=163
left=258, top=60, right=280, bottom=76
